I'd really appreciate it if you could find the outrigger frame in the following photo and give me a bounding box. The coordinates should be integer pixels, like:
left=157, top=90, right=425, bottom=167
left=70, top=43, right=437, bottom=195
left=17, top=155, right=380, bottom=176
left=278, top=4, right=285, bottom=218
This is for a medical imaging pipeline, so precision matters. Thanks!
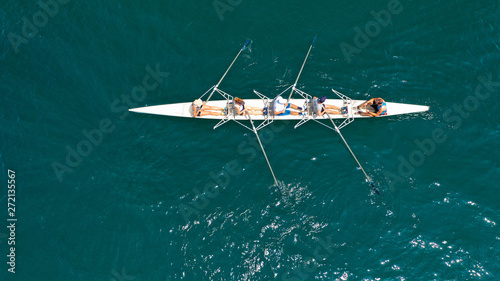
left=199, top=86, right=275, bottom=132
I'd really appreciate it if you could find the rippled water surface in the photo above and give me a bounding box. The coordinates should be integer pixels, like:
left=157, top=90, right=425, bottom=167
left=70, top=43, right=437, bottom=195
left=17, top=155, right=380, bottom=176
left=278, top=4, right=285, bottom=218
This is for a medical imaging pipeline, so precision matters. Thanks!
left=1, top=0, right=499, bottom=280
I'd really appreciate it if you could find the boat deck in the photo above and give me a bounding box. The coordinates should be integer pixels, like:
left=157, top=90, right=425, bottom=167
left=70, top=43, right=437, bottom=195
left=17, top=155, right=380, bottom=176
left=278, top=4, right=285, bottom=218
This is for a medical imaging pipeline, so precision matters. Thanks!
left=129, top=98, right=429, bottom=121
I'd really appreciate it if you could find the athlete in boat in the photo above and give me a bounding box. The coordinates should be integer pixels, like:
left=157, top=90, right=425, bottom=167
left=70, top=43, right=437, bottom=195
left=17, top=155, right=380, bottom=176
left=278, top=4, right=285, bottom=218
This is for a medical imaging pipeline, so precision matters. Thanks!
left=274, top=96, right=303, bottom=116
left=234, top=97, right=263, bottom=115
left=357, top=98, right=387, bottom=117
left=313, top=96, right=343, bottom=116
left=192, top=99, right=224, bottom=117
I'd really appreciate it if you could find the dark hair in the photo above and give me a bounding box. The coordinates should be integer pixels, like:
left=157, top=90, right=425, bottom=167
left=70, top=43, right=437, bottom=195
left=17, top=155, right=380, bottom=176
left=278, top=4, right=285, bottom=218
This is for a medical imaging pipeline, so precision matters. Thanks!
left=319, top=96, right=327, bottom=103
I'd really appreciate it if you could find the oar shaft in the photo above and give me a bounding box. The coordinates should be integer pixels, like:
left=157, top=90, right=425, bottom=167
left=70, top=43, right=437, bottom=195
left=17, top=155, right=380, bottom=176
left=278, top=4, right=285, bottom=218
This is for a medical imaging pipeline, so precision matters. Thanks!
left=206, top=40, right=250, bottom=103
left=336, top=125, right=370, bottom=180
left=325, top=112, right=380, bottom=195
left=288, top=36, right=317, bottom=101
left=247, top=113, right=279, bottom=186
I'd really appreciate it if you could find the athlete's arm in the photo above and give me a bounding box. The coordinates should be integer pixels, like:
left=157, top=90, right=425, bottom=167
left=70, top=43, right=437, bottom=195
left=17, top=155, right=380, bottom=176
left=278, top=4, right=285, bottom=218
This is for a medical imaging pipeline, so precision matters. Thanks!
left=358, top=98, right=374, bottom=108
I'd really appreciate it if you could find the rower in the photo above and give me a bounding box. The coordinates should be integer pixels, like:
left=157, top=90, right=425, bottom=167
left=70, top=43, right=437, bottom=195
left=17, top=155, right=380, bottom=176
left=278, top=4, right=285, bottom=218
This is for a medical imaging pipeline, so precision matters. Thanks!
left=234, top=97, right=263, bottom=115
left=274, top=96, right=303, bottom=116
left=357, top=98, right=387, bottom=117
left=313, top=96, right=343, bottom=116
left=192, top=99, right=224, bottom=117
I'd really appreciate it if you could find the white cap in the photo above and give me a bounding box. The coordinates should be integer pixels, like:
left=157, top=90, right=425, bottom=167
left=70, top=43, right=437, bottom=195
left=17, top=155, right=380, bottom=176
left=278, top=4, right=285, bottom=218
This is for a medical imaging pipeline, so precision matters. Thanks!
left=193, top=99, right=203, bottom=107
left=276, top=96, right=287, bottom=104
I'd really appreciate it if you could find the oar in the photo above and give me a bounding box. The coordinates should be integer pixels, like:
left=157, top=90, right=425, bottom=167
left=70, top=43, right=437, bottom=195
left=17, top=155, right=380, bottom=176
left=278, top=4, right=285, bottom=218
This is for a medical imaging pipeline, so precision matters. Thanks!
left=287, top=36, right=317, bottom=101
left=205, top=40, right=251, bottom=103
left=324, top=112, right=381, bottom=195
left=246, top=112, right=280, bottom=190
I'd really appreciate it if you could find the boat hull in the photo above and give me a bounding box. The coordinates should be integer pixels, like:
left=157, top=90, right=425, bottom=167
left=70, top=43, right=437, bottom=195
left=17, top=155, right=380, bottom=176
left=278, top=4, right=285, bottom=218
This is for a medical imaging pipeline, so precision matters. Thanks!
left=129, top=99, right=429, bottom=120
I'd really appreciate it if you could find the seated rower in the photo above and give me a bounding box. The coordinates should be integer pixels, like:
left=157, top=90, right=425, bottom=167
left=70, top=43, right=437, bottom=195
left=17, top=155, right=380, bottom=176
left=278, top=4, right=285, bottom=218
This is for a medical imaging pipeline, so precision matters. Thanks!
left=357, top=98, right=387, bottom=117
left=234, top=97, right=263, bottom=115
left=313, top=96, right=343, bottom=116
left=274, top=96, right=303, bottom=116
left=192, top=99, right=224, bottom=117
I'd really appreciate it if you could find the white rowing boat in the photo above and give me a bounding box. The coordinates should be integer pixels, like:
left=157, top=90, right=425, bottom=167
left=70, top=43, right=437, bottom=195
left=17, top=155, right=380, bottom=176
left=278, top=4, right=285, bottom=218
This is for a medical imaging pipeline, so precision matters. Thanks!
left=129, top=97, right=429, bottom=121
left=130, top=38, right=429, bottom=194
left=129, top=86, right=429, bottom=132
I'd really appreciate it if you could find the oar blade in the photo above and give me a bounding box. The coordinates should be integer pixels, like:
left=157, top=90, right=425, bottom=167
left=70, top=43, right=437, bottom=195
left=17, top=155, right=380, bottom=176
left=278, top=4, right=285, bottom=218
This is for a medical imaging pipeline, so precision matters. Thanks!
left=370, top=181, right=381, bottom=195
left=242, top=39, right=250, bottom=49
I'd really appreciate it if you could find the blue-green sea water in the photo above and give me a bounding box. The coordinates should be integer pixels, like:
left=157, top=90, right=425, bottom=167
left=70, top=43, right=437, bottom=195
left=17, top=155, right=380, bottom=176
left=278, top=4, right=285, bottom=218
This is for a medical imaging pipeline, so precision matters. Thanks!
left=1, top=0, right=499, bottom=280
